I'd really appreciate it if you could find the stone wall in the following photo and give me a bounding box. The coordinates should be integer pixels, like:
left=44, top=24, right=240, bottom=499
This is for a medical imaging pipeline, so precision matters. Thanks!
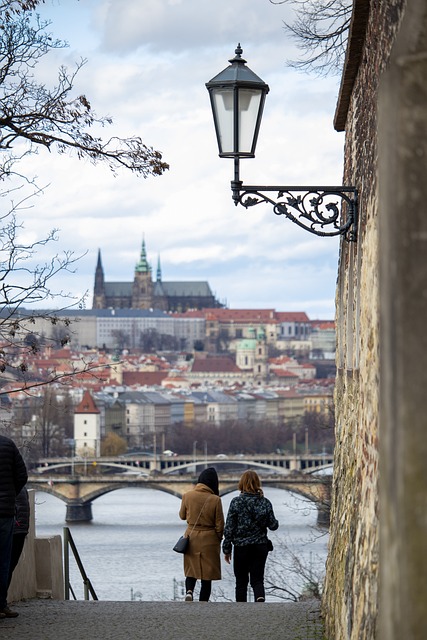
left=322, top=2, right=405, bottom=639
left=378, top=2, right=427, bottom=637
left=8, top=491, right=64, bottom=602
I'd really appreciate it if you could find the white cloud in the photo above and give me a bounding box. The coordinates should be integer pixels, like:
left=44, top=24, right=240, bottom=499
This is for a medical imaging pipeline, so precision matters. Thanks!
left=6, top=0, right=346, bottom=319
left=94, top=0, right=295, bottom=55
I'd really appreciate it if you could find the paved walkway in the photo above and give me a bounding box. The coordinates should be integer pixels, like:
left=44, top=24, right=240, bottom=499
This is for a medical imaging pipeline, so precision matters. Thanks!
left=1, top=598, right=325, bottom=640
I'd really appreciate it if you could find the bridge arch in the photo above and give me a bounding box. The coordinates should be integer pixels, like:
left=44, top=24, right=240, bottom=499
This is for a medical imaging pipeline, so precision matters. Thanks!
left=28, top=472, right=330, bottom=526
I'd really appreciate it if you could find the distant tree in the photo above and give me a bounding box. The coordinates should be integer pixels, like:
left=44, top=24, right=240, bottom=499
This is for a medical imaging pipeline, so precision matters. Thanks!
left=101, top=432, right=127, bottom=457
left=264, top=534, right=326, bottom=601
left=111, top=330, right=129, bottom=351
left=158, top=332, right=179, bottom=351
left=167, top=419, right=305, bottom=456
left=269, top=0, right=353, bottom=76
left=11, top=387, right=75, bottom=457
left=301, top=409, right=335, bottom=452
left=140, top=328, right=159, bottom=352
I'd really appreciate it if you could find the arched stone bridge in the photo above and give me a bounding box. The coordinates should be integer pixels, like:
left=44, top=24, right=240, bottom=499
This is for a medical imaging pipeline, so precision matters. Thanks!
left=27, top=471, right=331, bottom=527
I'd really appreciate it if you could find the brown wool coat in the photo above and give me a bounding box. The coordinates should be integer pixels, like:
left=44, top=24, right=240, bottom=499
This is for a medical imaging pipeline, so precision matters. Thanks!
left=179, top=483, right=224, bottom=581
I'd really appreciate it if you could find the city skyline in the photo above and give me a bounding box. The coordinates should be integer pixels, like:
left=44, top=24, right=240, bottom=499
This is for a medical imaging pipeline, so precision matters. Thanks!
left=11, top=0, right=346, bottom=318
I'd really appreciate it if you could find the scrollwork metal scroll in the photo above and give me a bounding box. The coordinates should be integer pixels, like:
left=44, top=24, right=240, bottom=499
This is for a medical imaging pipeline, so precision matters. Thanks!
left=237, top=186, right=358, bottom=241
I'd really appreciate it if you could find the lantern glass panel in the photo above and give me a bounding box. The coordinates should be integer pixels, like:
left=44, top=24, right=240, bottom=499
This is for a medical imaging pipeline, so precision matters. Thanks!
left=211, top=88, right=234, bottom=155
left=238, top=88, right=262, bottom=154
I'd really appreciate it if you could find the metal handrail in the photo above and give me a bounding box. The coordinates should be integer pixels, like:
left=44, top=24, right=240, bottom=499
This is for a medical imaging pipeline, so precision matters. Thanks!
left=63, top=527, right=98, bottom=600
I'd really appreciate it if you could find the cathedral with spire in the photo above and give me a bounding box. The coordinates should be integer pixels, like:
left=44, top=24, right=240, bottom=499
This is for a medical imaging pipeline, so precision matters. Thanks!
left=92, top=238, right=222, bottom=312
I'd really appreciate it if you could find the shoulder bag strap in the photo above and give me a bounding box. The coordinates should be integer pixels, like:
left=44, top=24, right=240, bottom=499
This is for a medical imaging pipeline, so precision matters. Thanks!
left=188, top=495, right=212, bottom=536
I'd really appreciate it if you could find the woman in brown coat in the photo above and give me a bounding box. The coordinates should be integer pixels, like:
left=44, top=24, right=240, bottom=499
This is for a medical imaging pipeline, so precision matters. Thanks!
left=179, top=467, right=224, bottom=602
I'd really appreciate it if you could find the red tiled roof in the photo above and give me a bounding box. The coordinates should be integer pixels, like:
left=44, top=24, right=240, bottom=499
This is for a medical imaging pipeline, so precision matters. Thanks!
left=275, top=312, right=310, bottom=322
left=269, top=356, right=292, bottom=365
left=191, top=356, right=242, bottom=373
left=74, top=390, right=100, bottom=414
left=310, top=321, right=335, bottom=330
left=270, top=369, right=299, bottom=378
left=275, top=389, right=300, bottom=398
left=206, top=309, right=277, bottom=322
left=122, top=371, right=168, bottom=386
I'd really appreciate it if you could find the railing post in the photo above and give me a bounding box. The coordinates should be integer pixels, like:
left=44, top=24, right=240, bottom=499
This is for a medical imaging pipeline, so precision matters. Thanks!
left=63, top=526, right=98, bottom=601
left=63, top=527, right=70, bottom=600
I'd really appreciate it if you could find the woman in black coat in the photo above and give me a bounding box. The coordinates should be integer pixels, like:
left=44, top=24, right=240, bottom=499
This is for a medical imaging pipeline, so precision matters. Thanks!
left=223, top=470, right=279, bottom=602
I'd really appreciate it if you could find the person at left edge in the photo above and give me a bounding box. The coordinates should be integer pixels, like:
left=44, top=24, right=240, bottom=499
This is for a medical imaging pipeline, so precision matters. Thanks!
left=0, top=435, right=28, bottom=619
left=7, top=487, right=30, bottom=590
left=179, top=467, right=224, bottom=602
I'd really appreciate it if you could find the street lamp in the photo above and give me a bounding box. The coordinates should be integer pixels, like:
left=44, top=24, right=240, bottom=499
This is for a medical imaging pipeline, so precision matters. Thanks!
left=206, top=44, right=358, bottom=241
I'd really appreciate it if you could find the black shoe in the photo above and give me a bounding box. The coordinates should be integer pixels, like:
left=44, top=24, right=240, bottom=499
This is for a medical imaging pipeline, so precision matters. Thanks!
left=185, top=591, right=193, bottom=601
left=0, top=607, right=19, bottom=618
left=256, top=596, right=265, bottom=602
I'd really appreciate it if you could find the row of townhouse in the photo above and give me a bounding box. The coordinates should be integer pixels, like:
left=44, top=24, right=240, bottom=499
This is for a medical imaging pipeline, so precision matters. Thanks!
left=9, top=307, right=335, bottom=356
left=73, top=384, right=334, bottom=452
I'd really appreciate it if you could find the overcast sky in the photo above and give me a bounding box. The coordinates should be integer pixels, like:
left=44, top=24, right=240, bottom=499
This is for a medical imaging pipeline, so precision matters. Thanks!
left=13, top=0, right=346, bottom=319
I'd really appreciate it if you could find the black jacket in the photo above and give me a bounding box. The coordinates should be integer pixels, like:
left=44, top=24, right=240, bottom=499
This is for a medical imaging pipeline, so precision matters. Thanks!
left=222, top=492, right=279, bottom=554
left=14, top=487, right=30, bottom=535
left=0, top=435, right=28, bottom=518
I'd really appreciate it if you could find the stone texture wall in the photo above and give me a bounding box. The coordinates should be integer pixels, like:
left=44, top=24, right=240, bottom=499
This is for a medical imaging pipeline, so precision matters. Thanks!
left=378, top=2, right=427, bottom=637
left=322, top=2, right=405, bottom=639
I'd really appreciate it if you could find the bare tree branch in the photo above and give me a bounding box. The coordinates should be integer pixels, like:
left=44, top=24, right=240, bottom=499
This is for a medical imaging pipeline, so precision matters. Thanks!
left=269, top=0, right=353, bottom=76
left=0, top=10, right=169, bottom=178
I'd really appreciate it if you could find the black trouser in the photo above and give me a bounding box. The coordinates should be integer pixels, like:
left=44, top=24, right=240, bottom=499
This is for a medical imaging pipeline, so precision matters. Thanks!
left=7, top=534, right=27, bottom=588
left=233, top=543, right=269, bottom=602
left=185, top=576, right=212, bottom=601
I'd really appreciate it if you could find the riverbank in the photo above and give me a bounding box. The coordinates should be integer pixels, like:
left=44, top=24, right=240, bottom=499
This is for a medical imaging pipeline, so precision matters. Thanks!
left=1, top=599, right=325, bottom=640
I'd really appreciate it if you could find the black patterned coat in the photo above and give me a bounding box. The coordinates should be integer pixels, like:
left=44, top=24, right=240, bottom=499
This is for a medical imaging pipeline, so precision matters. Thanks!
left=222, top=492, right=279, bottom=555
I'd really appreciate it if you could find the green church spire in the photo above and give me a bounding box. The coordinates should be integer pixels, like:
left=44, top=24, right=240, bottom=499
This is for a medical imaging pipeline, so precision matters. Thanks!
left=135, top=236, right=150, bottom=273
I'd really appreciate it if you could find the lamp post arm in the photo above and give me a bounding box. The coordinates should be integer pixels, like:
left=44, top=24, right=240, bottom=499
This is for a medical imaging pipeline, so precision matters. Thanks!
left=232, top=182, right=358, bottom=241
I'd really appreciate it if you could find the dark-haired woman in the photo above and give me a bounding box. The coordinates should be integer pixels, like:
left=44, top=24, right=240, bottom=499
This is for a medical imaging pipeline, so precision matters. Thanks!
left=223, top=470, right=279, bottom=602
left=179, top=467, right=224, bottom=602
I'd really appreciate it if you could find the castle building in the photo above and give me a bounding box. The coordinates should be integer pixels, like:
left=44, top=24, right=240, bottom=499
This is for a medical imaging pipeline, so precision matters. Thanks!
left=92, top=238, right=222, bottom=312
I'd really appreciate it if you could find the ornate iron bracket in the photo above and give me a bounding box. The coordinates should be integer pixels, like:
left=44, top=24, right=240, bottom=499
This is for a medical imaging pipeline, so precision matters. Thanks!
left=231, top=180, right=358, bottom=242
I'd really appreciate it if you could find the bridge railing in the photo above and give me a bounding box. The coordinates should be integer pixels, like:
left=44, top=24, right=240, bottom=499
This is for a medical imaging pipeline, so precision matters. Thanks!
left=33, top=453, right=334, bottom=476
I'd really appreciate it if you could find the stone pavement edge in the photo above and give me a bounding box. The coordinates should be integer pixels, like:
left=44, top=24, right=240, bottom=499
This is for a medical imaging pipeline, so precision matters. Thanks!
left=0, top=599, right=326, bottom=640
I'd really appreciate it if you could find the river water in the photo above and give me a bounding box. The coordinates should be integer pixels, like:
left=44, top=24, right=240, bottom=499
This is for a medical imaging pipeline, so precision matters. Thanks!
left=34, top=487, right=328, bottom=602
